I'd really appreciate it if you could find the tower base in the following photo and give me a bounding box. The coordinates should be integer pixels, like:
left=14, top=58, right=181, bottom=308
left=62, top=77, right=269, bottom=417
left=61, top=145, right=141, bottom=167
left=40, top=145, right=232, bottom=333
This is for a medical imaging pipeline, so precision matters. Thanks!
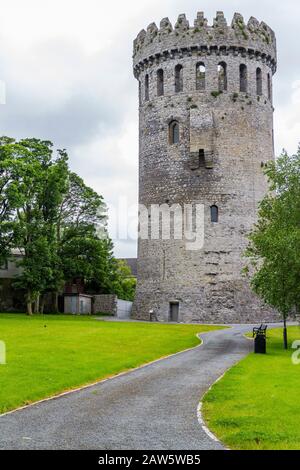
left=131, top=280, right=279, bottom=324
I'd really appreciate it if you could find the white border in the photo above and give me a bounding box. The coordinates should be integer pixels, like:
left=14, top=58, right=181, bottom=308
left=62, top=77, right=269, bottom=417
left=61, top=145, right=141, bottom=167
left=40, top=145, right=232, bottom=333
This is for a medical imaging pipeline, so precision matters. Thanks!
left=196, top=340, right=254, bottom=449
left=197, top=401, right=220, bottom=443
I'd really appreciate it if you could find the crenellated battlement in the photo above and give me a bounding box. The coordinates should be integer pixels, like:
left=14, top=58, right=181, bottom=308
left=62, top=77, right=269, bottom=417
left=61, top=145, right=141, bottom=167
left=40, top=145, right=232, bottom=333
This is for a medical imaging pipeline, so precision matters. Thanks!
left=133, top=12, right=276, bottom=76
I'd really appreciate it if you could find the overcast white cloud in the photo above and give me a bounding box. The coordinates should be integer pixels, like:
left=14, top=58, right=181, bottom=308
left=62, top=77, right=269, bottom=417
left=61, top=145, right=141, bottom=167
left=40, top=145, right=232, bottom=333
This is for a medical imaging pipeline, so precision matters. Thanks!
left=0, top=0, right=299, bottom=257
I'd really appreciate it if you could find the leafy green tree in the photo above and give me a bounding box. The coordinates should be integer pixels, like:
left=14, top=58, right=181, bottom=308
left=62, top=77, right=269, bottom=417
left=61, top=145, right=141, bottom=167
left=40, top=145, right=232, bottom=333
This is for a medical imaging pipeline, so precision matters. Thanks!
left=245, top=148, right=300, bottom=349
left=62, top=237, right=115, bottom=290
left=0, top=137, right=21, bottom=264
left=0, top=136, right=128, bottom=315
left=0, top=137, right=68, bottom=314
left=54, top=172, right=113, bottom=301
left=111, top=260, right=137, bottom=301
left=57, top=172, right=106, bottom=235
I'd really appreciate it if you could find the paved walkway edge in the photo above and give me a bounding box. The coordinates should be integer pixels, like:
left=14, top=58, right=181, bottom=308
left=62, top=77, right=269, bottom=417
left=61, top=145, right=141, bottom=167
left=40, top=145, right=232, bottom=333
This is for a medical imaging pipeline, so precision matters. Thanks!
left=197, top=344, right=255, bottom=450
left=0, top=333, right=208, bottom=419
left=197, top=324, right=291, bottom=450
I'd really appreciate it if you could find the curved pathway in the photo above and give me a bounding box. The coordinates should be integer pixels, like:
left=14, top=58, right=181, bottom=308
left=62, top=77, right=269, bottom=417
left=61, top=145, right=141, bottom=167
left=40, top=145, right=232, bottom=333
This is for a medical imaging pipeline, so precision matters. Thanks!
left=0, top=324, right=268, bottom=450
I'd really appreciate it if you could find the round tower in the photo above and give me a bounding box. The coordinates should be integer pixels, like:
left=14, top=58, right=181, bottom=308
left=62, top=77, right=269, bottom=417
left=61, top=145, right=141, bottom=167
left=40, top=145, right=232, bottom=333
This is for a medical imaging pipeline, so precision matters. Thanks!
left=132, top=11, right=278, bottom=323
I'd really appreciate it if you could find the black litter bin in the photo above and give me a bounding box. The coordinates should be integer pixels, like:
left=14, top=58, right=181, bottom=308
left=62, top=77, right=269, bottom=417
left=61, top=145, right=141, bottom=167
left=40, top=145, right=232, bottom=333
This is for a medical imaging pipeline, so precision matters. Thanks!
left=253, top=324, right=267, bottom=354
left=254, top=333, right=266, bottom=354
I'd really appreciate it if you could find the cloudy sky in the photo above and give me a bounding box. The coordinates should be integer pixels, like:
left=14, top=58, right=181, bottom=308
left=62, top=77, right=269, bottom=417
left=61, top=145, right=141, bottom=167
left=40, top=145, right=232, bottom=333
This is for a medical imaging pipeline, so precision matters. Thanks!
left=0, top=0, right=299, bottom=257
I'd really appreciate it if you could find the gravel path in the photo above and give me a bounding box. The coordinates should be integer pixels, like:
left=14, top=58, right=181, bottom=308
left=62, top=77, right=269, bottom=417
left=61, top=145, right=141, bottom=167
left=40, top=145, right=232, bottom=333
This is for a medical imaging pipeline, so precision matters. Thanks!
left=0, top=324, right=265, bottom=450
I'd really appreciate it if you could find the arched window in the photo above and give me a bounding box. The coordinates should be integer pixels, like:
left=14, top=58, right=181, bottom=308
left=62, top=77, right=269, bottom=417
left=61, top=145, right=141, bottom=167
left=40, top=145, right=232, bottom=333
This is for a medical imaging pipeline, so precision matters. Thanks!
left=145, top=74, right=149, bottom=101
left=240, top=64, right=248, bottom=93
left=267, top=73, right=272, bottom=101
left=256, top=68, right=262, bottom=96
left=175, top=65, right=183, bottom=93
left=196, top=63, right=206, bottom=91
left=218, top=62, right=227, bottom=92
left=157, top=69, right=164, bottom=97
left=169, top=121, right=179, bottom=145
left=211, top=205, right=219, bottom=223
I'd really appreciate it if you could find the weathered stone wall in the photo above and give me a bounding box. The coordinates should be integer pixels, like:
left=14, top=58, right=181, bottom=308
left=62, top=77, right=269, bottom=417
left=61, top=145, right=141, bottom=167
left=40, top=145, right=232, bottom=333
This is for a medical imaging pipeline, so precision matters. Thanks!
left=132, top=11, right=279, bottom=323
left=93, top=295, right=118, bottom=315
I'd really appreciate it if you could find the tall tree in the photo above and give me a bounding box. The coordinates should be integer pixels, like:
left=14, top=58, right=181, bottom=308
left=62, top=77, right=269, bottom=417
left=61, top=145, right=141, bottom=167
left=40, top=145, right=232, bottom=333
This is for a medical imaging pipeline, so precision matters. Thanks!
left=244, top=148, right=300, bottom=349
left=110, top=260, right=137, bottom=301
left=0, top=137, right=19, bottom=264
left=0, top=137, right=68, bottom=314
left=0, top=136, right=125, bottom=315
left=54, top=172, right=112, bottom=303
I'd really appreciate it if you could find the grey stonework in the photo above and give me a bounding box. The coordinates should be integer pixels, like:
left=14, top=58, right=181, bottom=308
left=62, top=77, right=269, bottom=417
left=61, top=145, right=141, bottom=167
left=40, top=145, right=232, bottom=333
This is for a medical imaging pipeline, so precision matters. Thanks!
left=132, top=11, right=279, bottom=323
left=93, top=295, right=118, bottom=315
left=93, top=295, right=133, bottom=319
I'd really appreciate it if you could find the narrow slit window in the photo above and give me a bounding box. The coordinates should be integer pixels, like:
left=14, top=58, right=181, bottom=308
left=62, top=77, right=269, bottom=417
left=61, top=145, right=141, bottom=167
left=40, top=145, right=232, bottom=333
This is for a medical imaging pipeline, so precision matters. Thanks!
left=196, top=63, right=206, bottom=91
left=199, top=149, right=205, bottom=167
left=240, top=64, right=248, bottom=93
left=211, top=205, right=219, bottom=223
left=138, top=81, right=141, bottom=105
left=169, top=121, right=179, bottom=145
left=267, top=73, right=272, bottom=101
left=157, top=69, right=164, bottom=97
left=256, top=68, right=262, bottom=96
left=175, top=65, right=183, bottom=93
left=145, top=74, right=149, bottom=101
left=218, top=62, right=227, bottom=92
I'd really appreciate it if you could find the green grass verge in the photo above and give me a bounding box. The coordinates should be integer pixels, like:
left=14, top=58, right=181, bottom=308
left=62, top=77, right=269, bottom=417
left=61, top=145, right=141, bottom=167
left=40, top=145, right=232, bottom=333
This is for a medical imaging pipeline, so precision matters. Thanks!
left=0, top=314, right=222, bottom=413
left=203, top=326, right=300, bottom=450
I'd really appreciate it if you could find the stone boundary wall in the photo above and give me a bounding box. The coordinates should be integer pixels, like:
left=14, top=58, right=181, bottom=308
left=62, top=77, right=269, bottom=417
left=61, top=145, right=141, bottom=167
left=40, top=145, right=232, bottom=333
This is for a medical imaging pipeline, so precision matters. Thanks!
left=93, top=295, right=118, bottom=316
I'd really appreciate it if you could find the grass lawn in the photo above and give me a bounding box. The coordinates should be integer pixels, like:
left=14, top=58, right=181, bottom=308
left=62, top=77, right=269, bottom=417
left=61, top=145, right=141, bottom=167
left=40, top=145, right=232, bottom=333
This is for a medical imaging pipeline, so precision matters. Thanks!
left=203, top=326, right=300, bottom=450
left=0, top=314, right=222, bottom=414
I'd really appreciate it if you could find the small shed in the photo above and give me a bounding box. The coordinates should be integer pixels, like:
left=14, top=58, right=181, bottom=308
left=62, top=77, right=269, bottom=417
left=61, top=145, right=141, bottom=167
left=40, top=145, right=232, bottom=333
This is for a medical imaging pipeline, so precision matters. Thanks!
left=64, top=294, right=92, bottom=315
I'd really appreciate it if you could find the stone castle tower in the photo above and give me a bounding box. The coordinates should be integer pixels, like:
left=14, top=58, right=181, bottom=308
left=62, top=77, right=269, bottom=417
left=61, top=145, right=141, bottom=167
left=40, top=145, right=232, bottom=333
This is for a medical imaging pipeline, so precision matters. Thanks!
left=132, top=11, right=277, bottom=323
